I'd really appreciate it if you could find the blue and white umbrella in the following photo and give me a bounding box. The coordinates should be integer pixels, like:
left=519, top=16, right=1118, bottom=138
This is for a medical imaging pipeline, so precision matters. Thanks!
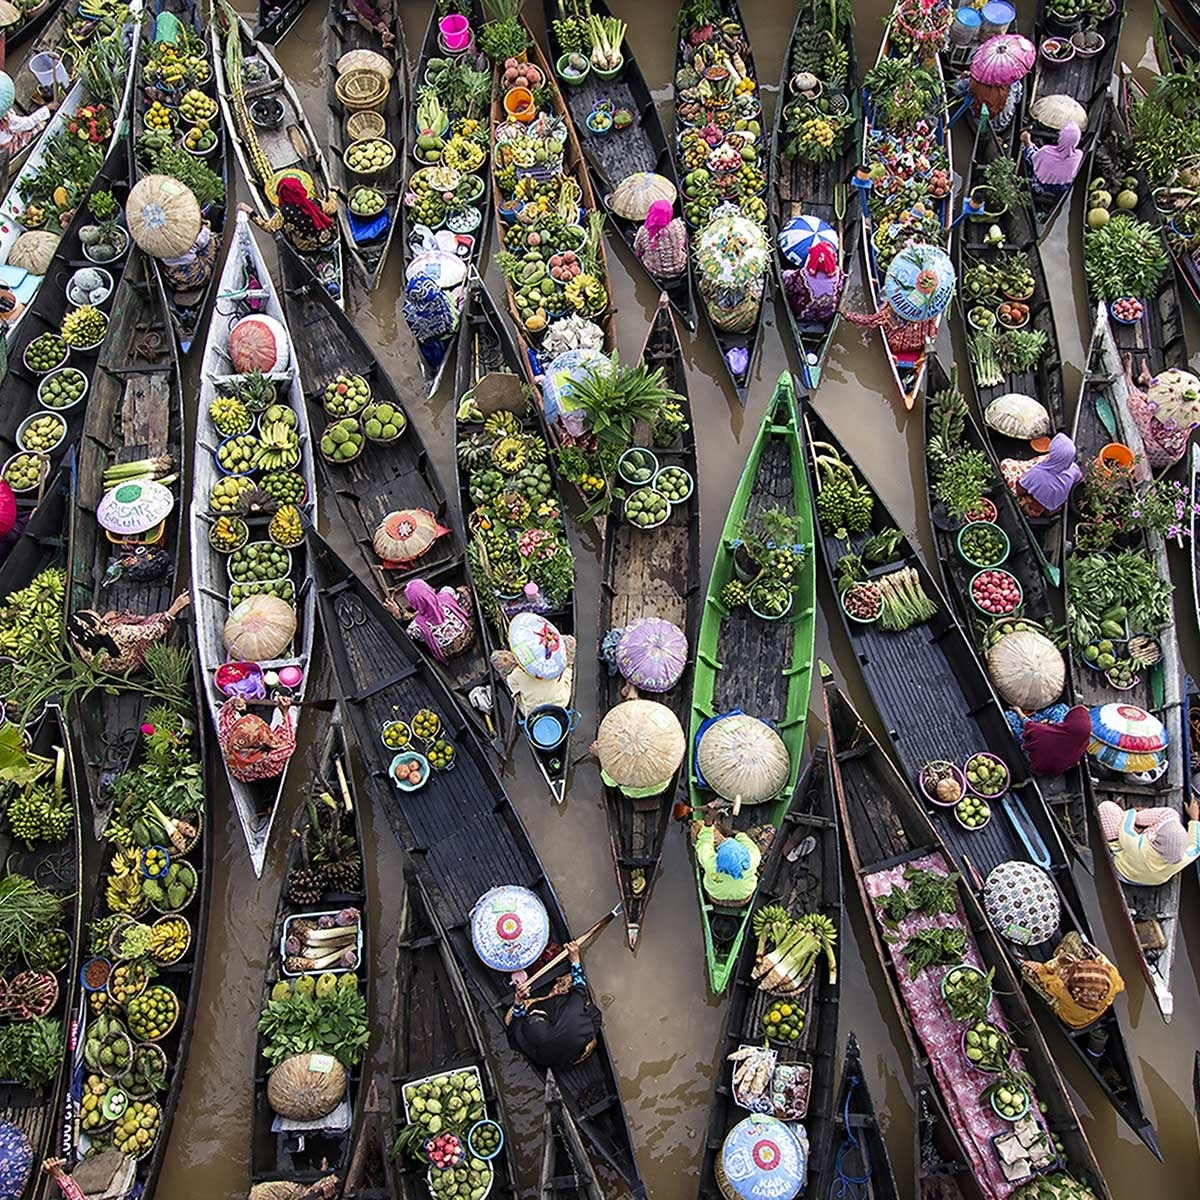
left=777, top=214, right=838, bottom=268
left=883, top=242, right=956, bottom=323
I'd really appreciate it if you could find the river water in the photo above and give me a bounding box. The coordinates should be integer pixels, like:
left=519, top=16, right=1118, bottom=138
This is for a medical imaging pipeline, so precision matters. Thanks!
left=105, top=0, right=1200, bottom=1194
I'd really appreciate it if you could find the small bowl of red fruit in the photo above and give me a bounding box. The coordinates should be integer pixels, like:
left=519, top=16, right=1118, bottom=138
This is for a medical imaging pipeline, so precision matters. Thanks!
left=1110, top=297, right=1144, bottom=325
left=424, top=1131, right=466, bottom=1171
left=970, top=568, right=1023, bottom=617
left=390, top=751, right=430, bottom=792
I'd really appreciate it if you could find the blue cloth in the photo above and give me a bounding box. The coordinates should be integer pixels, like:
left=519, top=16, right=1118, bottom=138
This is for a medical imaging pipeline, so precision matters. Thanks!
left=715, top=837, right=752, bottom=880
left=404, top=274, right=457, bottom=344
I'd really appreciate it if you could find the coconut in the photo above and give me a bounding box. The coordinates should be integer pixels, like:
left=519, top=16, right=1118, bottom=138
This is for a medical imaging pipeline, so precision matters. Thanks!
left=266, top=1053, right=347, bottom=1120
left=986, top=628, right=1065, bottom=711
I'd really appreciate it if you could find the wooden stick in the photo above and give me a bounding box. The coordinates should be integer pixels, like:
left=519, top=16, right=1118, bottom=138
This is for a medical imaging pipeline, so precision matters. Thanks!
left=495, top=902, right=622, bottom=1006
left=334, top=755, right=354, bottom=814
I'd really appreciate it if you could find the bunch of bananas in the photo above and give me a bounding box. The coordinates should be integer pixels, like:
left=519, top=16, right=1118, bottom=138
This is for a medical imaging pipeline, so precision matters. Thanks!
left=7, top=780, right=71, bottom=846
left=208, top=395, right=252, bottom=437
left=268, top=504, right=303, bottom=548
left=148, top=917, right=189, bottom=964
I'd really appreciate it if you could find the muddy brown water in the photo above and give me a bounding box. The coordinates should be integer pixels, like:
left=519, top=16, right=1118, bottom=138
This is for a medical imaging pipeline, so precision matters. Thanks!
left=52, top=0, right=1199, bottom=1193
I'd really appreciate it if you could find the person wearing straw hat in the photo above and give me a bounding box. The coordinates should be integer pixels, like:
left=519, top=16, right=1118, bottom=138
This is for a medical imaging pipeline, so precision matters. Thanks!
left=239, top=175, right=338, bottom=255
left=1020, top=931, right=1123, bottom=1030
left=0, top=70, right=50, bottom=158
left=159, top=223, right=219, bottom=297
left=1097, top=797, right=1200, bottom=887
left=692, top=800, right=761, bottom=906
left=1020, top=123, right=1083, bottom=199
left=505, top=939, right=601, bottom=1070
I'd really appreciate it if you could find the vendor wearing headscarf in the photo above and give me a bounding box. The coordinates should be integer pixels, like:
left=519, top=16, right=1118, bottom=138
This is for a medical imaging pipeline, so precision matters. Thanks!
left=404, top=273, right=459, bottom=367
left=633, top=199, right=688, bottom=281
left=1021, top=123, right=1083, bottom=198
left=159, top=223, right=219, bottom=296
left=692, top=800, right=761, bottom=906
left=1006, top=704, right=1092, bottom=775
left=394, top=578, right=475, bottom=663
left=241, top=176, right=338, bottom=254
left=217, top=696, right=296, bottom=783
left=1123, top=356, right=1200, bottom=468
left=1020, top=932, right=1123, bottom=1029
left=1002, top=432, right=1083, bottom=517
left=0, top=71, right=50, bottom=158
left=505, top=940, right=601, bottom=1070
left=783, top=242, right=844, bottom=324
left=1097, top=797, right=1200, bottom=887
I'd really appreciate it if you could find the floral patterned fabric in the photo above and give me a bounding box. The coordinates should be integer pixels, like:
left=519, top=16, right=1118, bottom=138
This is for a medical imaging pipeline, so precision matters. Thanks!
left=863, top=852, right=1040, bottom=1199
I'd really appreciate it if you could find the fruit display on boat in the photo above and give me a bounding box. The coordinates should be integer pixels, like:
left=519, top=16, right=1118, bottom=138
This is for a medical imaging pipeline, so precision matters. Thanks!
left=38, top=368, right=87, bottom=409
left=229, top=543, right=292, bottom=584
left=323, top=372, right=371, bottom=416
left=18, top=414, right=66, bottom=453
left=268, top=505, right=304, bottom=548
left=321, top=418, right=365, bottom=463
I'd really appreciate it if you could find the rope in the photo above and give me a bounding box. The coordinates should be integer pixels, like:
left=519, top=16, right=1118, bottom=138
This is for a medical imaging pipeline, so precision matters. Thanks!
left=828, top=1073, right=871, bottom=1200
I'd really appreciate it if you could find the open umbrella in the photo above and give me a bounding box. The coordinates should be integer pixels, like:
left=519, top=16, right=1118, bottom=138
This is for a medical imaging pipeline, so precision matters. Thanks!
left=1088, top=703, right=1169, bottom=752
left=615, top=617, right=687, bottom=692
left=96, top=480, right=175, bottom=536
left=695, top=713, right=790, bottom=807
left=125, top=175, right=201, bottom=259
left=595, top=700, right=685, bottom=789
left=470, top=885, right=549, bottom=971
left=718, top=1115, right=806, bottom=1200
left=609, top=172, right=677, bottom=221
left=694, top=205, right=769, bottom=291
left=884, top=242, right=956, bottom=322
left=1030, top=94, right=1088, bottom=132
left=1146, top=368, right=1200, bottom=430
left=983, top=861, right=1061, bottom=946
left=509, top=612, right=567, bottom=680
left=777, top=214, right=838, bottom=268
left=969, top=33, right=1036, bottom=85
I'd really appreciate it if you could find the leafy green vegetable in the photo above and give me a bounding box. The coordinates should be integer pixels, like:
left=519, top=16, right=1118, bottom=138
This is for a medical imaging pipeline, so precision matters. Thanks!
left=1083, top=213, right=1168, bottom=301
left=0, top=1017, right=63, bottom=1088
left=898, top=927, right=967, bottom=979
left=257, top=985, right=369, bottom=1069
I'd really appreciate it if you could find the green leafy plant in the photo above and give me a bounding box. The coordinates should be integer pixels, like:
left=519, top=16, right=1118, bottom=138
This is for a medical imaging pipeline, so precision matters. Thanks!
left=0, top=875, right=66, bottom=969
left=934, top=450, right=995, bottom=523
left=1066, top=549, right=1174, bottom=648
left=980, top=153, right=1030, bottom=215
left=479, top=0, right=529, bottom=62
left=862, top=58, right=940, bottom=129
left=0, top=1016, right=63, bottom=1088
left=257, top=983, right=370, bottom=1069
left=894, top=926, right=967, bottom=979
left=1083, top=213, right=1168, bottom=301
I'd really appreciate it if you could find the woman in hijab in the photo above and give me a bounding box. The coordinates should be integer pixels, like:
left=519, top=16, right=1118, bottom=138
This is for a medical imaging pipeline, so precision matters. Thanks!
left=0, top=71, right=50, bottom=158
left=243, top=175, right=338, bottom=254
left=505, top=940, right=601, bottom=1070
left=1097, top=797, right=1200, bottom=886
left=1006, top=704, right=1092, bottom=775
left=1020, top=932, right=1123, bottom=1029
left=160, top=223, right=219, bottom=297
left=1021, top=123, right=1083, bottom=198
left=783, top=242, right=844, bottom=324
left=396, top=578, right=475, bottom=663
left=1002, top=432, right=1082, bottom=517
left=692, top=800, right=761, bottom=906
left=1124, top=356, right=1200, bottom=468
left=404, top=274, right=459, bottom=367
left=217, top=696, right=296, bottom=783
left=633, top=199, right=688, bottom=281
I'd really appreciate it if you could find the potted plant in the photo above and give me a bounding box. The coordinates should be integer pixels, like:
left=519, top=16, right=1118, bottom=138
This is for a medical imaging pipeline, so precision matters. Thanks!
left=729, top=505, right=807, bottom=580
left=1070, top=26, right=1105, bottom=58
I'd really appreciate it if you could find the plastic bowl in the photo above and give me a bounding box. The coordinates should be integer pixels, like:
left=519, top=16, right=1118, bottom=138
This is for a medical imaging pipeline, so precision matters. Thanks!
left=16, top=411, right=67, bottom=455
left=380, top=719, right=411, bottom=751
left=989, top=1084, right=1031, bottom=1123
left=390, top=750, right=430, bottom=791
left=955, top=521, right=1009, bottom=569
left=963, top=751, right=1010, bottom=798
left=969, top=568, right=1022, bottom=617
left=623, top=487, right=670, bottom=530
left=940, top=963, right=992, bottom=1009
left=22, top=335, right=69, bottom=375
left=652, top=464, right=694, bottom=504
left=954, top=795, right=993, bottom=832
left=37, top=366, right=88, bottom=411
left=2, top=452, right=50, bottom=494
left=467, top=1118, right=504, bottom=1161
left=616, top=446, right=658, bottom=486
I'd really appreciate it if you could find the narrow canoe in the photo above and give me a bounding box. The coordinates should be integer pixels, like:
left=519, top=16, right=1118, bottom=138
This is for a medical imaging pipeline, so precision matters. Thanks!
left=673, top=0, right=766, bottom=403
left=1019, top=3, right=1125, bottom=240
left=324, top=0, right=407, bottom=291
left=824, top=1034, right=900, bottom=1200
left=68, top=251, right=187, bottom=835
left=922, top=356, right=1086, bottom=864
left=278, top=241, right=503, bottom=759
left=255, top=0, right=307, bottom=44
left=687, top=372, right=816, bottom=994
left=599, top=295, right=700, bottom=947
left=129, top=0, right=230, bottom=355
left=824, top=675, right=1112, bottom=1199
left=190, top=211, right=317, bottom=876
left=1063, top=304, right=1185, bottom=1025
left=3, top=0, right=66, bottom=56
left=250, top=708, right=371, bottom=1191
left=807, top=398, right=1161, bottom=1151
left=697, top=746, right=840, bottom=1198
left=859, top=14, right=952, bottom=409
left=543, top=0, right=696, bottom=331
left=312, top=532, right=647, bottom=1197
left=451, top=280, right=574, bottom=788
left=539, top=1072, right=603, bottom=1200
left=212, top=2, right=345, bottom=306
left=770, top=0, right=860, bottom=391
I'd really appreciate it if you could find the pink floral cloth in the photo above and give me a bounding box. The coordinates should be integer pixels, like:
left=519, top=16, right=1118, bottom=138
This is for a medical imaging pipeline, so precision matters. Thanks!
left=864, top=853, right=1042, bottom=1199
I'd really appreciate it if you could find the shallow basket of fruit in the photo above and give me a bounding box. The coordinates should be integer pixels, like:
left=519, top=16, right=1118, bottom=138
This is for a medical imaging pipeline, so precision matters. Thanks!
left=16, top=412, right=67, bottom=456
left=617, top=446, right=658, bottom=486
left=209, top=515, right=249, bottom=554
left=426, top=1159, right=493, bottom=1198
left=962, top=1019, right=1012, bottom=1073
left=1110, top=297, right=1144, bottom=325
left=956, top=521, right=1009, bottom=569
left=146, top=859, right=198, bottom=913
left=390, top=750, right=430, bottom=791
left=940, top=963, right=992, bottom=1016
left=323, top=371, right=372, bottom=416
left=61, top=304, right=110, bottom=351
left=215, top=433, right=260, bottom=477
left=401, top=1065, right=486, bottom=1124
left=955, top=794, right=992, bottom=831
left=268, top=504, right=305, bottom=549
left=3, top=452, right=50, bottom=494
left=344, top=136, right=397, bottom=177
left=761, top=1000, right=804, bottom=1045
left=996, top=301, right=1029, bottom=329
left=321, top=417, right=365, bottom=464
left=126, top=1042, right=169, bottom=1098
left=227, top=541, right=292, bottom=585
left=467, top=1119, right=504, bottom=1161
left=748, top=580, right=793, bottom=621
left=425, top=1131, right=466, bottom=1172
left=840, top=581, right=882, bottom=624
left=348, top=184, right=387, bottom=220
left=112, top=1099, right=162, bottom=1158
left=229, top=578, right=296, bottom=609
left=624, top=486, right=670, bottom=529
left=411, top=708, right=442, bottom=742
left=970, top=568, right=1022, bottom=617
left=140, top=846, right=171, bottom=879
left=37, top=366, right=88, bottom=411
left=149, top=915, right=192, bottom=966
left=653, top=464, right=693, bottom=504
left=23, top=332, right=69, bottom=374
left=362, top=401, right=407, bottom=443
left=920, top=759, right=965, bottom=807
left=963, top=751, right=1010, bottom=798
left=988, top=1080, right=1031, bottom=1122
left=97, top=1028, right=134, bottom=1079
left=381, top=719, right=410, bottom=750
left=107, top=961, right=149, bottom=1006
left=1104, top=661, right=1140, bottom=690
left=261, top=470, right=308, bottom=506
left=25, top=929, right=70, bottom=971
left=182, top=125, right=218, bottom=156
left=127, top=985, right=180, bottom=1042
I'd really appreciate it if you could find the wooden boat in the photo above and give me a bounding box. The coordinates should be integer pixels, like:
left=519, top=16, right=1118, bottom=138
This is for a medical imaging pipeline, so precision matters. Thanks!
left=697, top=746, right=840, bottom=1198
left=489, top=19, right=615, bottom=388
left=129, top=0, right=230, bottom=354
left=451, top=281, right=575, bottom=787
left=955, top=114, right=1067, bottom=582
left=824, top=1034, right=899, bottom=1200
left=190, top=210, right=316, bottom=876
left=806, top=402, right=1162, bottom=1151
left=687, top=372, right=816, bottom=994
left=1195, top=1051, right=1200, bottom=1141
left=1083, top=88, right=1190, bottom=375
left=0, top=454, right=73, bottom=597
left=922, top=356, right=1087, bottom=865
left=673, top=0, right=765, bottom=403
left=250, top=707, right=370, bottom=1191
left=277, top=243, right=504, bottom=761
left=1019, top=3, right=1125, bottom=239
left=543, top=0, right=695, bottom=332
left=402, top=4, right=488, bottom=395
left=824, top=675, right=1112, bottom=1198
left=597, top=295, right=699, bottom=946
left=1063, top=305, right=1186, bottom=1024
left=311, top=532, right=647, bottom=1198
left=340, top=1080, right=395, bottom=1200
left=2, top=0, right=66, bottom=56
left=255, top=0, right=307, bottom=44
left=390, top=869, right=520, bottom=1199
left=539, top=1072, right=603, bottom=1200
left=325, top=0, right=407, bottom=291
left=68, top=251, right=187, bottom=834
left=0, top=705, right=83, bottom=1193
left=770, top=0, right=860, bottom=391
left=212, top=2, right=345, bottom=306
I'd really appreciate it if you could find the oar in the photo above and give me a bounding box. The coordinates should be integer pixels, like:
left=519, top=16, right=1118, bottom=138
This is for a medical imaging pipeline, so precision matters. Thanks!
left=1002, top=790, right=1052, bottom=869
left=493, top=902, right=622, bottom=1008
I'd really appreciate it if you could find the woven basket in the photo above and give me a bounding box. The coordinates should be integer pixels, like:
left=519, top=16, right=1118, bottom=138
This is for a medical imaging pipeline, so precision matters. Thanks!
left=336, top=67, right=389, bottom=113
left=346, top=110, right=386, bottom=141
left=268, top=1053, right=348, bottom=1120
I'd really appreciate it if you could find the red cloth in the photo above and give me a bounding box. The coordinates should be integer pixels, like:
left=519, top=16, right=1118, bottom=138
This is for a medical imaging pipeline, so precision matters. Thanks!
left=1022, top=705, right=1091, bottom=776
left=807, top=242, right=837, bottom=276
left=277, top=175, right=333, bottom=232
left=0, top=480, right=16, bottom=537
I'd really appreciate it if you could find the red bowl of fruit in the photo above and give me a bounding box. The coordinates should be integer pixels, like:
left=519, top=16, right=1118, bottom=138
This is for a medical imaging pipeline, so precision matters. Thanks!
left=970, top=568, right=1022, bottom=616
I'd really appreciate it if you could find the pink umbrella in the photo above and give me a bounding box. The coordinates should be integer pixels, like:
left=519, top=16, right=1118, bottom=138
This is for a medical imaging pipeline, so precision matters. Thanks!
left=615, top=618, right=688, bottom=692
left=970, top=34, right=1036, bottom=85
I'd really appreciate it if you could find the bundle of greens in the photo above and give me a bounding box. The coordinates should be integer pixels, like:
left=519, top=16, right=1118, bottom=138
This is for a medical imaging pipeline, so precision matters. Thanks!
left=874, top=866, right=961, bottom=926
left=750, top=906, right=838, bottom=995
left=896, top=926, right=967, bottom=979
left=0, top=1017, right=63, bottom=1088
left=876, top=567, right=937, bottom=631
left=1066, top=549, right=1174, bottom=648
left=0, top=875, right=66, bottom=969
left=1083, top=213, right=1168, bottom=302
left=258, top=975, right=369, bottom=1069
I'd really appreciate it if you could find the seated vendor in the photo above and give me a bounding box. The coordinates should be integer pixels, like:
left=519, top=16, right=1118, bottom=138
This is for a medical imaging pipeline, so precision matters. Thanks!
left=693, top=801, right=761, bottom=906
left=1020, top=932, right=1123, bottom=1029
left=1098, top=798, right=1200, bottom=887
left=505, top=940, right=600, bottom=1070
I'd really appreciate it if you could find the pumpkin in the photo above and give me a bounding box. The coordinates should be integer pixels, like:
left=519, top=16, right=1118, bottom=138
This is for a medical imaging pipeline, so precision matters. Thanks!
left=986, top=628, right=1065, bottom=711
left=984, top=393, right=1051, bottom=439
left=267, top=1052, right=347, bottom=1120
left=8, top=230, right=60, bottom=275
left=229, top=314, right=291, bottom=374
left=223, top=594, right=297, bottom=661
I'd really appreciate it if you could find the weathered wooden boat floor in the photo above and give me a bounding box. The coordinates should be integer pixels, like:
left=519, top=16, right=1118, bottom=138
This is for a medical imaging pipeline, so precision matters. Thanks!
left=540, top=1072, right=604, bottom=1200
left=697, top=748, right=840, bottom=1199
left=315, top=541, right=645, bottom=1197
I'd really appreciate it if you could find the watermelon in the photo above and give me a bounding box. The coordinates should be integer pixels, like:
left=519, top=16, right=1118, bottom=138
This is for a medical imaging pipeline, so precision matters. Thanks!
left=229, top=314, right=291, bottom=374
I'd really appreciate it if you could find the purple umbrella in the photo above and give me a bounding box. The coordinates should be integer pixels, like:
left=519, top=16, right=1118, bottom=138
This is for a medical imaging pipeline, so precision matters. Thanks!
left=615, top=618, right=688, bottom=692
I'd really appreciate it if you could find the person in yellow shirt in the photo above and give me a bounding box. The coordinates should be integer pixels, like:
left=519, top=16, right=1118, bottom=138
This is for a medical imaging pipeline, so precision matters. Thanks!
left=1020, top=933, right=1124, bottom=1030
left=1097, top=798, right=1200, bottom=887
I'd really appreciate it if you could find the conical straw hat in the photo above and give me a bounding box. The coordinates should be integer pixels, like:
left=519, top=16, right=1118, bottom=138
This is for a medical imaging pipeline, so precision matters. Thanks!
left=696, top=713, right=789, bottom=805
left=125, top=176, right=201, bottom=259
left=596, top=700, right=684, bottom=789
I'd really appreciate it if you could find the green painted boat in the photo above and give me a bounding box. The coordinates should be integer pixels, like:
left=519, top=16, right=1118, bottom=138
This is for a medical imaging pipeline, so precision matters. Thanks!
left=687, top=372, right=816, bottom=994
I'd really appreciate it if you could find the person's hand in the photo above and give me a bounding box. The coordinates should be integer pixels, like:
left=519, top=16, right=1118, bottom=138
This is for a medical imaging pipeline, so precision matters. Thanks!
left=237, top=201, right=253, bottom=215
left=588, top=740, right=599, bottom=758
left=1186, top=796, right=1199, bottom=823
left=514, top=980, right=530, bottom=1002
left=566, top=940, right=581, bottom=965
left=1020, top=130, right=1032, bottom=147
left=277, top=697, right=292, bottom=712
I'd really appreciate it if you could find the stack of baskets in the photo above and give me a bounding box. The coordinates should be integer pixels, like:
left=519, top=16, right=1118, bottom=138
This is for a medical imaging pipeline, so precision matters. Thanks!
left=346, top=110, right=386, bottom=141
left=335, top=66, right=389, bottom=114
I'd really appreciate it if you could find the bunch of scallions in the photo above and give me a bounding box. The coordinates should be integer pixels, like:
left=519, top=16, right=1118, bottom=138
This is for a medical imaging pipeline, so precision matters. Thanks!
left=750, top=905, right=837, bottom=996
left=587, top=14, right=626, bottom=69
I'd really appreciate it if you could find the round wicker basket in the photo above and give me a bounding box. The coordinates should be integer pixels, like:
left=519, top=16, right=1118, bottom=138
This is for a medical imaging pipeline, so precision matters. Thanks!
left=346, top=109, right=386, bottom=142
left=336, top=67, right=389, bottom=113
